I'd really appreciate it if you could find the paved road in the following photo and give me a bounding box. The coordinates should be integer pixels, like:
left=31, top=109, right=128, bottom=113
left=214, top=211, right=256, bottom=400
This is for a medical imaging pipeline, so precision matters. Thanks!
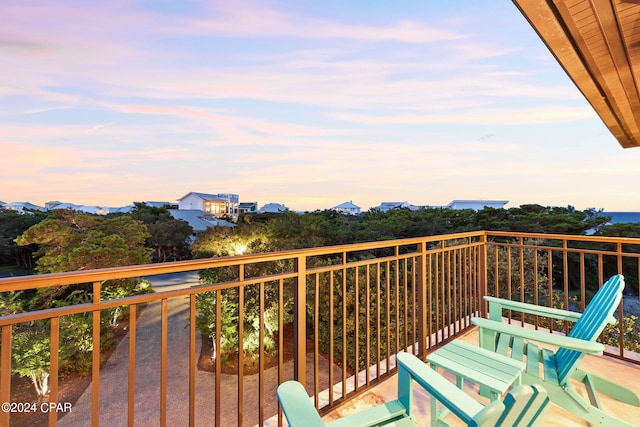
left=143, top=271, right=201, bottom=290
left=60, top=273, right=217, bottom=426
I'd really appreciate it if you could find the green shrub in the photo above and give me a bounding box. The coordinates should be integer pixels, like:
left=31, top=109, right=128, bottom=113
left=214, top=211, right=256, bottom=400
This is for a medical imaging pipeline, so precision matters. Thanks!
left=195, top=279, right=294, bottom=363
left=602, top=314, right=640, bottom=353
left=7, top=278, right=153, bottom=398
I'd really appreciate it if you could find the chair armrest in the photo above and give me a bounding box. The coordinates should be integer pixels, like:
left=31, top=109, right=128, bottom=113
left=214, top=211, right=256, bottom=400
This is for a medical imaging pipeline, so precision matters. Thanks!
left=397, top=352, right=483, bottom=423
left=276, top=381, right=325, bottom=427
left=471, top=317, right=605, bottom=355
left=278, top=381, right=410, bottom=427
left=326, top=401, right=409, bottom=427
left=484, top=296, right=583, bottom=322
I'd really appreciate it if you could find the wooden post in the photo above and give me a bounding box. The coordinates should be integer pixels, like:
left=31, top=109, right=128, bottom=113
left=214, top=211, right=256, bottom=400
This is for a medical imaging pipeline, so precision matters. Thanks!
left=479, top=233, right=488, bottom=318
left=416, top=241, right=428, bottom=358
left=0, top=326, right=11, bottom=427
left=293, top=255, right=307, bottom=387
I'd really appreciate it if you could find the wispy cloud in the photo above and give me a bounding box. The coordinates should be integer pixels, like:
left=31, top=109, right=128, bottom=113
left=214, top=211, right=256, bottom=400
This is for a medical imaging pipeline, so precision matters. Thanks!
left=330, top=105, right=597, bottom=126
left=2, top=1, right=639, bottom=211
left=158, top=1, right=464, bottom=43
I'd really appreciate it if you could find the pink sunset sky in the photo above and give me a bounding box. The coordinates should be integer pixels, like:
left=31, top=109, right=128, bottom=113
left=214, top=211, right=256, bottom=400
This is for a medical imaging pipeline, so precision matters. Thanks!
left=3, top=1, right=640, bottom=212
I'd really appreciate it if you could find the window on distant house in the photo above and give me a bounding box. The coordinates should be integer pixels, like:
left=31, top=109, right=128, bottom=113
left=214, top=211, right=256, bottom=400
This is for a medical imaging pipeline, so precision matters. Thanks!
left=204, top=200, right=227, bottom=215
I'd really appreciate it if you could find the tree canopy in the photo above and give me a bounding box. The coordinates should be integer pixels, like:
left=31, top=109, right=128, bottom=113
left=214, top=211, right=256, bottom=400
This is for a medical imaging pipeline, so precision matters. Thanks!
left=130, top=202, right=193, bottom=262
left=15, top=209, right=152, bottom=274
left=0, top=208, right=49, bottom=269
left=193, top=206, right=611, bottom=258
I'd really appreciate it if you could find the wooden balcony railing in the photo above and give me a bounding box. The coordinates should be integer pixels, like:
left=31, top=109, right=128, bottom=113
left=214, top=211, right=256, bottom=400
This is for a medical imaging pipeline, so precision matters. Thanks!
left=485, top=231, right=640, bottom=361
left=0, top=231, right=638, bottom=426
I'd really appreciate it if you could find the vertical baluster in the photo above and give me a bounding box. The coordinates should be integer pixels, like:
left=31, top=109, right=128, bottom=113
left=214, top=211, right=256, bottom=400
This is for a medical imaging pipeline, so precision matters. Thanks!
left=548, top=249, right=554, bottom=333
left=365, top=264, right=371, bottom=384
left=313, top=274, right=320, bottom=406
left=128, top=305, right=137, bottom=427
left=507, top=246, right=512, bottom=323
left=293, top=256, right=306, bottom=388
left=427, top=253, right=433, bottom=350
left=160, top=299, right=168, bottom=427
left=0, top=325, right=11, bottom=427
left=215, top=290, right=221, bottom=427
left=341, top=265, right=347, bottom=398
left=375, top=263, right=381, bottom=378
left=395, top=248, right=400, bottom=354
left=328, top=271, right=334, bottom=405
left=533, top=250, right=539, bottom=330
left=277, top=279, right=284, bottom=426
left=92, top=281, right=101, bottom=427
left=49, top=317, right=59, bottom=427
left=354, top=266, right=359, bottom=392
left=403, top=258, right=408, bottom=352
left=580, top=253, right=586, bottom=312
left=258, top=282, right=265, bottom=425
left=189, top=295, right=196, bottom=427
left=385, top=260, right=391, bottom=371
left=238, top=285, right=244, bottom=427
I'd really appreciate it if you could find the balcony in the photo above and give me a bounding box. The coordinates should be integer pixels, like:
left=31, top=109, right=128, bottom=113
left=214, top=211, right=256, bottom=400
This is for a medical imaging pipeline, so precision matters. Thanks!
left=0, top=231, right=639, bottom=426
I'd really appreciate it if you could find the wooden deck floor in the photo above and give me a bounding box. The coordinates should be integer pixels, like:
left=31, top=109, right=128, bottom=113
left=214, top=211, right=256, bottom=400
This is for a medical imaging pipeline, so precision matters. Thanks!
left=321, top=330, right=640, bottom=426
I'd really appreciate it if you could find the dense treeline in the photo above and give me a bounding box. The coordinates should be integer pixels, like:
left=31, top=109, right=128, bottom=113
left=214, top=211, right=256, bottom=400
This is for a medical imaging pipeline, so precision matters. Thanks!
left=2, top=203, right=635, bottom=269
left=0, top=203, right=193, bottom=270
left=192, top=204, right=617, bottom=258
left=0, top=209, right=49, bottom=270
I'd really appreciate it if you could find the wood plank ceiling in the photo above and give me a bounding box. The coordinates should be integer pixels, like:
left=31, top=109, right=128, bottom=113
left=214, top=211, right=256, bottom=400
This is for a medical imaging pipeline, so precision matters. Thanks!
left=512, top=0, right=640, bottom=148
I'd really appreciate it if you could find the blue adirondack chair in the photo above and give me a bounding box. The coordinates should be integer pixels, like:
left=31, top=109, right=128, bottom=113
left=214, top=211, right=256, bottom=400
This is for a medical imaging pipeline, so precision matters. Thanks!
left=277, top=352, right=550, bottom=427
left=472, top=274, right=640, bottom=427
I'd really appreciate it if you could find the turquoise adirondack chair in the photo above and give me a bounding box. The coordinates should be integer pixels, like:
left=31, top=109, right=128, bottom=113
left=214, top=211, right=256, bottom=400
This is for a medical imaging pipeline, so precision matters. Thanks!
left=472, top=274, right=640, bottom=426
left=277, top=352, right=550, bottom=427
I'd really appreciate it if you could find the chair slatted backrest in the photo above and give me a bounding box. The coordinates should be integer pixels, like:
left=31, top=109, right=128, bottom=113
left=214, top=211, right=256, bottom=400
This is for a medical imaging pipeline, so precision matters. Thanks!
left=554, top=275, right=624, bottom=385
left=473, top=384, right=550, bottom=427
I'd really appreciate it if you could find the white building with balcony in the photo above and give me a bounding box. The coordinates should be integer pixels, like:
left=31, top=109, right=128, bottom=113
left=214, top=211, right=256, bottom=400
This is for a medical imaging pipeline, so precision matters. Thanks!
left=177, top=192, right=240, bottom=220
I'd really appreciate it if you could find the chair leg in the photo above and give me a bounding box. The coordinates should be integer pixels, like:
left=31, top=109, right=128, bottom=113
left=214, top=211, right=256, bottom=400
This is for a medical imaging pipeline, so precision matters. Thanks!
left=429, top=397, right=452, bottom=427
left=544, top=384, right=635, bottom=427
left=427, top=365, right=452, bottom=426
left=572, top=368, right=640, bottom=406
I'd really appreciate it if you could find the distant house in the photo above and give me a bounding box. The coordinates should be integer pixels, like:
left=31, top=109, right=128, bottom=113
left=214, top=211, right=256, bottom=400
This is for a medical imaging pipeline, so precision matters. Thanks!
left=374, top=202, right=423, bottom=212
left=48, top=202, right=80, bottom=211
left=257, top=203, right=287, bottom=214
left=373, top=200, right=508, bottom=212
left=177, top=192, right=240, bottom=220
left=110, top=205, right=135, bottom=214
left=333, top=201, right=361, bottom=215
left=5, top=202, right=44, bottom=213
left=239, top=202, right=258, bottom=215
left=48, top=202, right=111, bottom=215
left=168, top=209, right=236, bottom=235
left=45, top=201, right=63, bottom=210
left=445, top=200, right=508, bottom=210
left=109, top=202, right=175, bottom=214
left=144, top=201, right=178, bottom=209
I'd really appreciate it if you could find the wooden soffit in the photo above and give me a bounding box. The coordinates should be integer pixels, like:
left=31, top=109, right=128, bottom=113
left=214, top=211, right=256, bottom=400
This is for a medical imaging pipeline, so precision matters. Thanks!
left=513, top=0, right=640, bottom=148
